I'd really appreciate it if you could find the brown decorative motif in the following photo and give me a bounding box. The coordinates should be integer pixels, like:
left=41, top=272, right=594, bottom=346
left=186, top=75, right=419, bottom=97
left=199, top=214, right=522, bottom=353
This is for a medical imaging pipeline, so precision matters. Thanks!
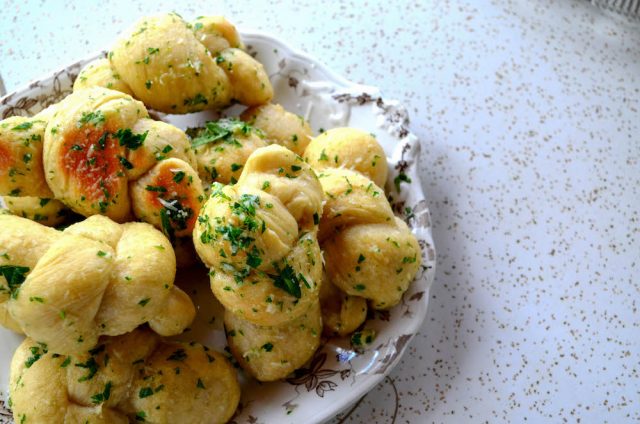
left=332, top=92, right=378, bottom=105
left=334, top=376, right=400, bottom=424
left=245, top=44, right=258, bottom=58
left=1, top=68, right=79, bottom=119
left=287, top=352, right=351, bottom=397
left=0, top=397, right=11, bottom=423
left=409, top=291, right=424, bottom=302
left=375, top=310, right=391, bottom=322
left=374, top=334, right=412, bottom=375
left=288, top=76, right=299, bottom=88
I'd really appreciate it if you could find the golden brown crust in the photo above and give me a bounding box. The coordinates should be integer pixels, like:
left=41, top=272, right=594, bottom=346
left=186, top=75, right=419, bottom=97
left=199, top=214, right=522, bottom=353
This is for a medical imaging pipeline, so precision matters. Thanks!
left=0, top=87, right=204, bottom=238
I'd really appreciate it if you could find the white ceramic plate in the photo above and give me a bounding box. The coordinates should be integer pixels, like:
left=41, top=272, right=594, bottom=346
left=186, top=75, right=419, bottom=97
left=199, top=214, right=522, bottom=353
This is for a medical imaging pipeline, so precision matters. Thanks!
left=0, top=30, right=436, bottom=424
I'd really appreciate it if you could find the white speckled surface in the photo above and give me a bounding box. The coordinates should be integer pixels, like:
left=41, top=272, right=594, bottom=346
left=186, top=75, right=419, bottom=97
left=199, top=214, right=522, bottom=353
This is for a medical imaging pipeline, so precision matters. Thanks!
left=1, top=0, right=639, bottom=422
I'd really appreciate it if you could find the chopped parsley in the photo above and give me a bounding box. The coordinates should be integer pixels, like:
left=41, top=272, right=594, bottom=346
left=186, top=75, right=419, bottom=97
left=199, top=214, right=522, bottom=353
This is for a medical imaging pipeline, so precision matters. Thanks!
left=145, top=185, right=167, bottom=193
left=0, top=265, right=30, bottom=299
left=118, top=156, right=134, bottom=170
left=75, top=357, right=99, bottom=382
left=12, top=121, right=33, bottom=131
left=189, top=118, right=255, bottom=148
left=158, top=198, right=193, bottom=241
left=402, top=255, right=417, bottom=264
left=24, top=343, right=48, bottom=368
left=78, top=111, right=105, bottom=127
left=269, top=264, right=303, bottom=298
left=167, top=349, right=187, bottom=361
left=393, top=172, right=412, bottom=192
left=172, top=171, right=185, bottom=183
left=351, top=330, right=376, bottom=347
left=96, top=132, right=108, bottom=150
left=91, top=381, right=112, bottom=404
left=261, top=342, right=274, bottom=352
left=115, top=128, right=147, bottom=150
left=183, top=93, right=208, bottom=107
left=139, top=387, right=154, bottom=398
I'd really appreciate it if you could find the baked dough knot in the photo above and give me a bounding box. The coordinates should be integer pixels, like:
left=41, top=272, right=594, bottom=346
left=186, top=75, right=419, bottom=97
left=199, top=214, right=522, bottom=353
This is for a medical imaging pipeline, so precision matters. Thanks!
left=187, top=105, right=314, bottom=190
left=0, top=107, right=68, bottom=226
left=38, top=86, right=204, bottom=237
left=304, top=128, right=422, bottom=310
left=194, top=145, right=324, bottom=381
left=9, top=328, right=239, bottom=424
left=194, top=144, right=323, bottom=326
left=0, top=214, right=195, bottom=355
left=74, top=14, right=273, bottom=114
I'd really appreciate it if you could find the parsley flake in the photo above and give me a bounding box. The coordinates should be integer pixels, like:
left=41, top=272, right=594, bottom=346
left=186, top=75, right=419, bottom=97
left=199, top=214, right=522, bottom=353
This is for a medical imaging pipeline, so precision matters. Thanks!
left=90, top=381, right=112, bottom=404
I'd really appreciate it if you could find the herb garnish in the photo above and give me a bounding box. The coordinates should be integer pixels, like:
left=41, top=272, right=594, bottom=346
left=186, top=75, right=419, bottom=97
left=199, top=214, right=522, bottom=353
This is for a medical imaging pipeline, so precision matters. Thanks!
left=189, top=118, right=255, bottom=148
left=115, top=128, right=147, bottom=150
left=91, top=381, right=112, bottom=404
left=24, top=343, right=48, bottom=368
left=0, top=265, right=30, bottom=299
left=269, top=264, right=303, bottom=298
left=167, top=349, right=187, bottom=361
left=78, top=111, right=105, bottom=127
left=75, top=357, right=99, bottom=382
left=393, top=171, right=412, bottom=192
left=172, top=171, right=185, bottom=183
left=12, top=121, right=33, bottom=131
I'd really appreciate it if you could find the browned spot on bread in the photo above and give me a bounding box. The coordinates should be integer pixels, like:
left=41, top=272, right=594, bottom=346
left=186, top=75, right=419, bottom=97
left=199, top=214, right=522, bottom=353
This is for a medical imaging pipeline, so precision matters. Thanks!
left=0, top=143, right=12, bottom=173
left=147, top=166, right=200, bottom=233
left=61, top=125, right=127, bottom=204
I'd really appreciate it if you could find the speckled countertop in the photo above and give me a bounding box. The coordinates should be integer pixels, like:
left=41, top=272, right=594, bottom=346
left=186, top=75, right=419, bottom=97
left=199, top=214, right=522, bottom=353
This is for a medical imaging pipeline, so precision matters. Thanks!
left=1, top=0, right=639, bottom=422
